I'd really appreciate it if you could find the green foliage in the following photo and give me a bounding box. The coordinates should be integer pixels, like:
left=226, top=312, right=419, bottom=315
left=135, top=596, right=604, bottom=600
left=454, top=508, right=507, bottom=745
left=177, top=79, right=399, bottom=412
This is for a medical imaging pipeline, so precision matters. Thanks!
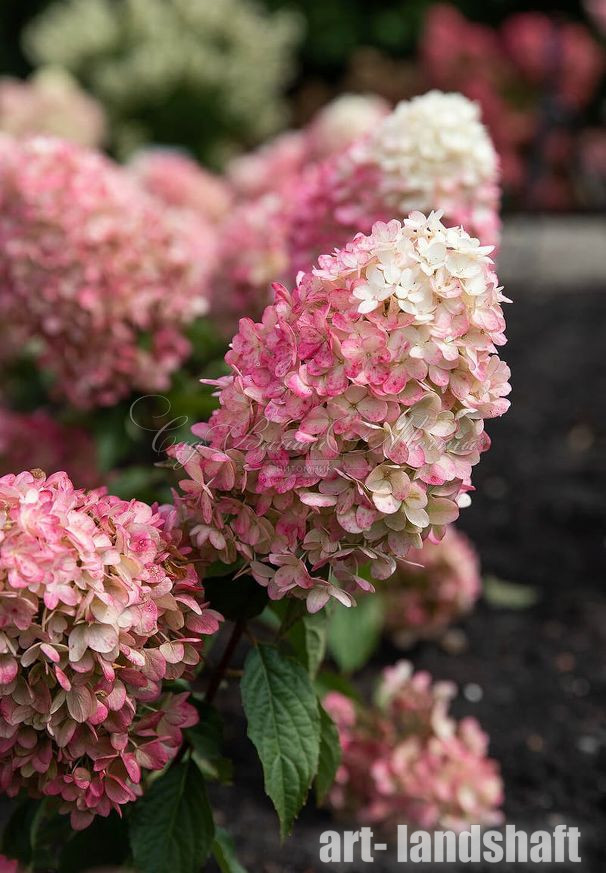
left=287, top=610, right=328, bottom=677
left=186, top=701, right=233, bottom=783
left=315, top=704, right=341, bottom=804
left=483, top=575, right=540, bottom=609
left=212, top=827, right=249, bottom=873
left=129, top=760, right=214, bottom=873
left=315, top=669, right=362, bottom=702
left=327, top=596, right=384, bottom=673
left=241, top=644, right=321, bottom=838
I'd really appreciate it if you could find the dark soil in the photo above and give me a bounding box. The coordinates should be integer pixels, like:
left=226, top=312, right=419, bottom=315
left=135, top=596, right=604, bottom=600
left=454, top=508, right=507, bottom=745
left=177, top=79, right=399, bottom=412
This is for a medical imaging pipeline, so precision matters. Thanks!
left=208, top=285, right=606, bottom=873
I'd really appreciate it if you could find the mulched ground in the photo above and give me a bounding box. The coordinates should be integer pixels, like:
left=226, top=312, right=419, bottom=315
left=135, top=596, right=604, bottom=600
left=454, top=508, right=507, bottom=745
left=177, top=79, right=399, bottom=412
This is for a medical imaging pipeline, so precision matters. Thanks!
left=208, top=284, right=606, bottom=873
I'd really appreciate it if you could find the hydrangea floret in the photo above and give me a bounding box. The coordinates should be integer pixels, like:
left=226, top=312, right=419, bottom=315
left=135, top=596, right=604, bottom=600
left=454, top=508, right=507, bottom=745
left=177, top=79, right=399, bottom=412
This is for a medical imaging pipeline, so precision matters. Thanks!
left=0, top=470, right=222, bottom=829
left=324, top=661, right=504, bottom=830
left=171, top=212, right=510, bottom=612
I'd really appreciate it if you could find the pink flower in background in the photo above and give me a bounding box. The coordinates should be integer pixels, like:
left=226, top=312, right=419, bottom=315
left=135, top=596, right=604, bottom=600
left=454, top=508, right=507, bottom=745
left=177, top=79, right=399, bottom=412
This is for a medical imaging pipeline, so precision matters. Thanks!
left=227, top=130, right=308, bottom=201
left=502, top=14, right=604, bottom=111
left=0, top=469, right=222, bottom=828
left=129, top=149, right=232, bottom=224
left=0, top=68, right=105, bottom=148
left=226, top=94, right=389, bottom=203
left=382, top=525, right=481, bottom=646
left=0, top=408, right=99, bottom=489
left=0, top=856, right=19, bottom=873
left=216, top=91, right=500, bottom=326
left=422, top=5, right=605, bottom=207
left=171, top=213, right=509, bottom=612
left=0, top=137, right=214, bottom=408
left=324, top=661, right=503, bottom=830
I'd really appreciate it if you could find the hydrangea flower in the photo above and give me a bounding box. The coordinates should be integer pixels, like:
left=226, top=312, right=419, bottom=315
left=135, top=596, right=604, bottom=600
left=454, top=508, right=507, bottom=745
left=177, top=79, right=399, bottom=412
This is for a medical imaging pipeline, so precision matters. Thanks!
left=324, top=661, right=504, bottom=830
left=227, top=94, right=390, bottom=201
left=0, top=68, right=106, bottom=147
left=0, top=137, right=213, bottom=408
left=214, top=91, right=500, bottom=326
left=306, top=93, right=391, bottom=162
left=171, top=212, right=510, bottom=612
left=0, top=470, right=222, bottom=829
left=129, top=149, right=232, bottom=224
left=381, top=526, right=481, bottom=646
left=227, top=131, right=308, bottom=201
left=0, top=408, right=99, bottom=489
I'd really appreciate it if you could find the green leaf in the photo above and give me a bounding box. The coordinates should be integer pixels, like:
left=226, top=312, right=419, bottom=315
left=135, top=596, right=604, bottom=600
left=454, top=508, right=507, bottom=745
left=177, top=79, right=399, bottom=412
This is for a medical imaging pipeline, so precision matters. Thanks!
left=315, top=670, right=362, bottom=703
left=129, top=760, right=214, bottom=873
left=212, top=827, right=248, bottom=873
left=315, top=704, right=341, bottom=804
left=241, top=644, right=321, bottom=838
left=483, top=576, right=539, bottom=610
left=327, top=597, right=384, bottom=673
left=288, top=611, right=328, bottom=677
left=186, top=702, right=233, bottom=782
left=203, top=573, right=268, bottom=620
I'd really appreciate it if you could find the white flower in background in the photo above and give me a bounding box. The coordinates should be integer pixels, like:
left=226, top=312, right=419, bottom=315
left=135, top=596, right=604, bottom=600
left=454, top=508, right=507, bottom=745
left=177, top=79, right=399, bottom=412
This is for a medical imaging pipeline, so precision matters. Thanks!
left=306, top=93, right=390, bottom=158
left=24, top=0, right=303, bottom=157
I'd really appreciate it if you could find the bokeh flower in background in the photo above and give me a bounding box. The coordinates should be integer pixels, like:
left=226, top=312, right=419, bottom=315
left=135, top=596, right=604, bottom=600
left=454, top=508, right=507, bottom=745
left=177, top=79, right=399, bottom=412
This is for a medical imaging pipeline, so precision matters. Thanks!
left=215, top=91, right=500, bottom=327
left=0, top=408, right=100, bottom=489
left=128, top=148, right=232, bottom=224
left=422, top=5, right=605, bottom=209
left=324, top=661, right=503, bottom=830
left=0, top=137, right=214, bottom=408
left=381, top=525, right=481, bottom=647
left=23, top=0, right=303, bottom=162
left=227, top=93, right=390, bottom=201
left=0, top=67, right=105, bottom=148
left=0, top=469, right=222, bottom=829
left=171, top=212, right=509, bottom=611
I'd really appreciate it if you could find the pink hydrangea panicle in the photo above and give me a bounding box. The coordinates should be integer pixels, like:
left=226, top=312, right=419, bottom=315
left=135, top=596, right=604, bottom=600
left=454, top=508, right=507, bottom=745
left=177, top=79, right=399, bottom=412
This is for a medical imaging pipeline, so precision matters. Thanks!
left=171, top=212, right=510, bottom=612
left=382, top=525, right=481, bottom=646
left=129, top=149, right=232, bottom=224
left=0, top=408, right=99, bottom=489
left=0, top=470, right=222, bottom=828
left=0, top=856, right=20, bottom=873
left=227, top=94, right=389, bottom=203
left=0, top=137, right=214, bottom=408
left=0, top=68, right=106, bottom=148
left=324, top=661, right=504, bottom=830
left=214, top=91, right=501, bottom=325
